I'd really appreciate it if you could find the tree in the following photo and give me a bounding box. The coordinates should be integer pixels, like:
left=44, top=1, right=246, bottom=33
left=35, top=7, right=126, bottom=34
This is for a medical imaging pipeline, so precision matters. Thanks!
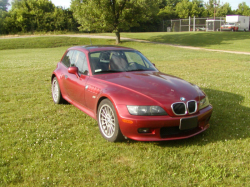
left=165, top=0, right=182, bottom=7
left=237, top=2, right=250, bottom=16
left=0, top=0, right=9, bottom=11
left=175, top=0, right=192, bottom=18
left=9, top=0, right=56, bottom=32
left=216, top=2, right=232, bottom=17
left=192, top=0, right=204, bottom=8
left=158, top=5, right=177, bottom=20
left=71, top=0, right=160, bottom=44
left=0, top=0, right=79, bottom=34
left=53, top=8, right=79, bottom=32
left=204, top=0, right=218, bottom=17
left=190, top=2, right=201, bottom=17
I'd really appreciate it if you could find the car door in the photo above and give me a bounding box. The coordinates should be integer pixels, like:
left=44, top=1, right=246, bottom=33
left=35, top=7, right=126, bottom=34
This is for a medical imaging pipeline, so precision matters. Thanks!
left=60, top=50, right=73, bottom=98
left=62, top=50, right=89, bottom=106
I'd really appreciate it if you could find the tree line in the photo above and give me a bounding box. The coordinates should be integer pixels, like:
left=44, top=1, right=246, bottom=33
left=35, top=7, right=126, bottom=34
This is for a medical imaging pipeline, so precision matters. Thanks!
left=0, top=0, right=250, bottom=35
left=0, top=0, right=79, bottom=34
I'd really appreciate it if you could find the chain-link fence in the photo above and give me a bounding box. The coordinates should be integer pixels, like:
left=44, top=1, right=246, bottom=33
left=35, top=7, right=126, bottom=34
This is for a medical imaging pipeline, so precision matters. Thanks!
left=161, top=17, right=225, bottom=32
left=206, top=19, right=225, bottom=31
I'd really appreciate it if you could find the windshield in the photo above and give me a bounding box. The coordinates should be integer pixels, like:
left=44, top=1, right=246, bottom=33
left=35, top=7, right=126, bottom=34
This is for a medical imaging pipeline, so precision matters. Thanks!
left=226, top=22, right=235, bottom=25
left=89, top=50, right=157, bottom=74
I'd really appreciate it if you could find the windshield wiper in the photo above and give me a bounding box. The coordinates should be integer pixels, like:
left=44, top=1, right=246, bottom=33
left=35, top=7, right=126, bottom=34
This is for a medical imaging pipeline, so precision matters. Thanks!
left=126, top=69, right=146, bottom=72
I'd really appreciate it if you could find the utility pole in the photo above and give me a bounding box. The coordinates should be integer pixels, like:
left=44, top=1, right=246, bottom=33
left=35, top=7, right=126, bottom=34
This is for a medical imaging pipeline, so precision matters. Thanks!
left=214, top=2, right=218, bottom=20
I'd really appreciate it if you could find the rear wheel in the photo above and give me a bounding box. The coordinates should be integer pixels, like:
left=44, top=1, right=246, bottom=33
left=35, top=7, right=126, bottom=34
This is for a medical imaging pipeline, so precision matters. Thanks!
left=51, top=77, right=64, bottom=104
left=97, top=99, right=124, bottom=142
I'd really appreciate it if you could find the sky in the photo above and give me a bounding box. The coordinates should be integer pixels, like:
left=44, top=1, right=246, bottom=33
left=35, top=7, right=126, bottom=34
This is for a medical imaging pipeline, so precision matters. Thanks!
left=50, top=0, right=250, bottom=11
left=51, top=0, right=71, bottom=9
left=203, top=0, right=250, bottom=10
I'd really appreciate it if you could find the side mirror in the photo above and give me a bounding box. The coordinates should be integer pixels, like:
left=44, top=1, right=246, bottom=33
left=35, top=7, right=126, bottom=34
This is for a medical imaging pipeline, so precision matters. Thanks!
left=68, top=66, right=79, bottom=77
left=152, top=63, right=156, bottom=67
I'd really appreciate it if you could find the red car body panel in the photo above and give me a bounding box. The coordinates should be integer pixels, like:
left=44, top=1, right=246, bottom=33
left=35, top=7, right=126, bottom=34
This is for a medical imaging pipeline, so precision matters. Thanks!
left=52, top=46, right=213, bottom=141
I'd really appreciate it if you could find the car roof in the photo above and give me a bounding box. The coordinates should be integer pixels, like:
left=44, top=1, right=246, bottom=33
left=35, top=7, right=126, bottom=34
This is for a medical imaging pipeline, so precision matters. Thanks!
left=68, top=45, right=136, bottom=53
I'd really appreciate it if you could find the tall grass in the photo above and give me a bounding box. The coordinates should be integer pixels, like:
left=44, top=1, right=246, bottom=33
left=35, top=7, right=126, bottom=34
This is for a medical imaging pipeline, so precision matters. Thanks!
left=0, top=37, right=250, bottom=186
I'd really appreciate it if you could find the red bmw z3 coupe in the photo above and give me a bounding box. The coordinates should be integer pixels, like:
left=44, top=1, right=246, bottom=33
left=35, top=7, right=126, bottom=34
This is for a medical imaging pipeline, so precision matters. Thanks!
left=51, top=45, right=213, bottom=142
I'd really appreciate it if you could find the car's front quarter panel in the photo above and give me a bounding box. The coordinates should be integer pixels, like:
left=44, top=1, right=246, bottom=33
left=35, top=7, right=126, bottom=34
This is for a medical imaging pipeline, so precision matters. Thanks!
left=85, top=76, right=159, bottom=118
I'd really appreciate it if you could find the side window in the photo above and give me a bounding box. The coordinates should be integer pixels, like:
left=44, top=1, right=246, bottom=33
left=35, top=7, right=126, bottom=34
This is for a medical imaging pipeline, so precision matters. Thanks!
left=61, top=50, right=74, bottom=68
left=70, top=50, right=77, bottom=67
left=74, top=51, right=89, bottom=75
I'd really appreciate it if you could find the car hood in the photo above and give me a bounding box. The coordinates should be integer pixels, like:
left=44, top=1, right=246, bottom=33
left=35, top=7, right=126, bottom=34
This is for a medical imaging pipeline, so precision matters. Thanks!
left=94, top=71, right=203, bottom=105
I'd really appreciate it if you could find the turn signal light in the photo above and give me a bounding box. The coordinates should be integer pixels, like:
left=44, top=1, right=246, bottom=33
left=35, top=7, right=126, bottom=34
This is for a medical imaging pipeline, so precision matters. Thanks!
left=122, top=119, right=133, bottom=124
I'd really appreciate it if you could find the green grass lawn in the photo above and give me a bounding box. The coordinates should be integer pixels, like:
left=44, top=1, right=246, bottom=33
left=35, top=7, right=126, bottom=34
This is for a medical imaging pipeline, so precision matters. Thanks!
left=2, top=31, right=250, bottom=52
left=1, top=37, right=250, bottom=186
left=0, top=36, right=116, bottom=50
left=97, top=32, right=250, bottom=52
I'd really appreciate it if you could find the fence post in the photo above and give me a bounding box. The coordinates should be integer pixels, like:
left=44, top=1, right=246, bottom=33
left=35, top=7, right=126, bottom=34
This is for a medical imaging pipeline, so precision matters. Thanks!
left=171, top=20, right=172, bottom=32
left=206, top=18, right=208, bottom=32
left=171, top=20, right=174, bottom=32
left=189, top=16, right=191, bottom=32
left=220, top=17, right=221, bottom=32
left=180, top=19, right=181, bottom=32
left=193, top=16, right=195, bottom=32
left=163, top=20, right=164, bottom=32
left=213, top=19, right=214, bottom=31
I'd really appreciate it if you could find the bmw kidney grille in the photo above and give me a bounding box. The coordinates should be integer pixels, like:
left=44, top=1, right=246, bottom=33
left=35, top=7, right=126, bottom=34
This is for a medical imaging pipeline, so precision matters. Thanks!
left=172, top=100, right=197, bottom=115
left=187, top=100, right=196, bottom=114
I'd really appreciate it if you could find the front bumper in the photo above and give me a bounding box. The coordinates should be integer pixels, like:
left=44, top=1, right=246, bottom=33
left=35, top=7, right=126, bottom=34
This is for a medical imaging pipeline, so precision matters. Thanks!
left=116, top=105, right=213, bottom=141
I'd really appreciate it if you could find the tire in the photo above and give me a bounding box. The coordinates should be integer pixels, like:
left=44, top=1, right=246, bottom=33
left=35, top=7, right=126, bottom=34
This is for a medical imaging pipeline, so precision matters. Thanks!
left=97, top=99, right=124, bottom=142
left=51, top=77, right=64, bottom=104
left=231, top=29, right=234, bottom=32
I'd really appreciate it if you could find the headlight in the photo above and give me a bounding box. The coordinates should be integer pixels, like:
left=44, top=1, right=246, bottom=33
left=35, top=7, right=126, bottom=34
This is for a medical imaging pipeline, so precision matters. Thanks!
left=199, top=96, right=210, bottom=110
left=127, top=106, right=168, bottom=116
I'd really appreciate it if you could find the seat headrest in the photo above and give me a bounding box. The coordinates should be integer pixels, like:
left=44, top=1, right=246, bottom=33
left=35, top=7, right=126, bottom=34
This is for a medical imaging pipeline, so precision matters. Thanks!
left=110, top=55, right=128, bottom=71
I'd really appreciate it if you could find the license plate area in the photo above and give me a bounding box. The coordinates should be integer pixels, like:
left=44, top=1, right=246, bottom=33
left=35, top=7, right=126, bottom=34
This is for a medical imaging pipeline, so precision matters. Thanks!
left=180, top=117, right=198, bottom=130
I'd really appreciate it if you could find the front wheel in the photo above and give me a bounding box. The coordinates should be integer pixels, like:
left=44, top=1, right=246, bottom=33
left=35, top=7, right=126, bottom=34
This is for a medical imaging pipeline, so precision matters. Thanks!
left=51, top=77, right=64, bottom=104
left=97, top=99, right=124, bottom=142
